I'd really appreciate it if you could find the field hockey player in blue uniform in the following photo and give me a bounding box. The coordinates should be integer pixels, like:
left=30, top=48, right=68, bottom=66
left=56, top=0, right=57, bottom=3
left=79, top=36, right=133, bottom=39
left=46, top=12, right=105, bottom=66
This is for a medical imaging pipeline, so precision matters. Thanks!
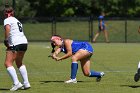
left=50, top=35, right=104, bottom=83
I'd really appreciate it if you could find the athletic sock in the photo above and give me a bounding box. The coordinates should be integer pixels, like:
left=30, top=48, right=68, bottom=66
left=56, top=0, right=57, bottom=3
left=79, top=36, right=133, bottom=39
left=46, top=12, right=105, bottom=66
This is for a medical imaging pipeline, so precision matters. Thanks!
left=7, top=66, right=19, bottom=85
left=19, top=65, right=29, bottom=84
left=138, top=61, right=140, bottom=68
left=89, top=70, right=101, bottom=77
left=70, top=62, right=78, bottom=79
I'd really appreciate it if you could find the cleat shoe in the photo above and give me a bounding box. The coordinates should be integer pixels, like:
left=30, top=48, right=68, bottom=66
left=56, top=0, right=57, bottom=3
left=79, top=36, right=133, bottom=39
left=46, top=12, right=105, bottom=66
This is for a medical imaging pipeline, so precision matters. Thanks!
left=96, top=72, right=105, bottom=82
left=10, top=82, right=23, bottom=91
left=21, top=83, right=31, bottom=90
left=65, top=78, right=77, bottom=83
left=134, top=68, right=140, bottom=82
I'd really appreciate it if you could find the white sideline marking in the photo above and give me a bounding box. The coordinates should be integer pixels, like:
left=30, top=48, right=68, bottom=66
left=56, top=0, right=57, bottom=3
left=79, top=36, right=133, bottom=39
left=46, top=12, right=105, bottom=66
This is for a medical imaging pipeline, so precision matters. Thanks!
left=0, top=70, right=135, bottom=76
left=44, top=46, right=50, bottom=48
left=104, top=70, right=135, bottom=73
left=28, top=70, right=135, bottom=74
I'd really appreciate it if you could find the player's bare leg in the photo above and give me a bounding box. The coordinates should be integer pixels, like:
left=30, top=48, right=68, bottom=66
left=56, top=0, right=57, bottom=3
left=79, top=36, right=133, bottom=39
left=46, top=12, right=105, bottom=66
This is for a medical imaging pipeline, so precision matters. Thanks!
left=16, top=51, right=31, bottom=89
left=5, top=51, right=23, bottom=91
left=103, top=30, right=109, bottom=43
left=93, top=32, right=100, bottom=43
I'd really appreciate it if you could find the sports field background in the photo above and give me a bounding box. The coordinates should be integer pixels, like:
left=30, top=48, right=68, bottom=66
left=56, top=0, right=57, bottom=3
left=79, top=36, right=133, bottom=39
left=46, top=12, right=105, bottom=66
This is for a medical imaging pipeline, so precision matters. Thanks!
left=1, top=19, right=140, bottom=42
left=0, top=43, right=140, bottom=93
left=1, top=19, right=140, bottom=93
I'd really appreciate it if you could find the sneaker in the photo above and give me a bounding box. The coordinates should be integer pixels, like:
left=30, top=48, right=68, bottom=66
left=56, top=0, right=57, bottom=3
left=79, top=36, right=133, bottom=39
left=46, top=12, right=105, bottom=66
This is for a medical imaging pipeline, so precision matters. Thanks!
left=96, top=72, right=105, bottom=82
left=21, top=83, right=31, bottom=90
left=134, top=68, right=140, bottom=82
left=10, top=82, right=23, bottom=91
left=65, top=78, right=77, bottom=83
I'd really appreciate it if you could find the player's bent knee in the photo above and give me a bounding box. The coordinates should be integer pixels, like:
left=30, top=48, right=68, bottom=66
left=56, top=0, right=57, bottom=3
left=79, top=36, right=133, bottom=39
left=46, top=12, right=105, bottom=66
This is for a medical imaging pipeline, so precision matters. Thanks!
left=71, top=56, right=78, bottom=62
left=4, top=62, right=12, bottom=68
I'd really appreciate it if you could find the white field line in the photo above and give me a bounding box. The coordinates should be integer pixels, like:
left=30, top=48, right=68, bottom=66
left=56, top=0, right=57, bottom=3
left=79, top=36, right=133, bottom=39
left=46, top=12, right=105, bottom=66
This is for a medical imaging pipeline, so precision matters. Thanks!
left=0, top=70, right=135, bottom=75
left=25, top=70, right=136, bottom=75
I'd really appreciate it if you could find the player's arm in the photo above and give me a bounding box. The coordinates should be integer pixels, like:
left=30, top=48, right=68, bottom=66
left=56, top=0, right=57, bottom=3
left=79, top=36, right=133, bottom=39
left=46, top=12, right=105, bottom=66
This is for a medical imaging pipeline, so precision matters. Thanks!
left=52, top=47, right=61, bottom=59
left=57, top=39, right=72, bottom=61
left=4, top=24, right=10, bottom=47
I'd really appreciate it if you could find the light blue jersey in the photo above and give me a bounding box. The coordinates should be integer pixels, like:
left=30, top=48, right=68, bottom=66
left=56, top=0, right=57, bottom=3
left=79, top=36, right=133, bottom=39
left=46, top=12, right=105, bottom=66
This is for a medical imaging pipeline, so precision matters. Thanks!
left=61, top=41, right=93, bottom=54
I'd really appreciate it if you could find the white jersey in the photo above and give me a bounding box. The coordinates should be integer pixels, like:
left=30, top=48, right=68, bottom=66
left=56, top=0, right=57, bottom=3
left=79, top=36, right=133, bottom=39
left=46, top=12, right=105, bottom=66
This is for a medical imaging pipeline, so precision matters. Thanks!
left=4, top=17, right=28, bottom=46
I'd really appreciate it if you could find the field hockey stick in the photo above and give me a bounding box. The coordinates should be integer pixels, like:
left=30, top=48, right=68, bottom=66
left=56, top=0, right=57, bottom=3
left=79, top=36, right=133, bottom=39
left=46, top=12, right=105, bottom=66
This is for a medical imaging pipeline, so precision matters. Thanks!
left=48, top=43, right=56, bottom=57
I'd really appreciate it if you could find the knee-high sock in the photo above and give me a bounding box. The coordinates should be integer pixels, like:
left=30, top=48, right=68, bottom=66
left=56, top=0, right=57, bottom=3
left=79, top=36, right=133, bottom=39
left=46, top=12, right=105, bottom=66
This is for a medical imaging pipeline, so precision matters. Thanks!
left=19, top=65, right=30, bottom=84
left=7, top=66, right=19, bottom=85
left=138, top=62, right=140, bottom=68
left=70, top=62, right=78, bottom=79
left=89, top=70, right=101, bottom=77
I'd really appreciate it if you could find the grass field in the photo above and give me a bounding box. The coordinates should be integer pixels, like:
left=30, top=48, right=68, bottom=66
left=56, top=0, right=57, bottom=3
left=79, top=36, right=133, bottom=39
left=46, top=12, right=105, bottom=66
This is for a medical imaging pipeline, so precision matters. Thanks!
left=0, top=42, right=140, bottom=93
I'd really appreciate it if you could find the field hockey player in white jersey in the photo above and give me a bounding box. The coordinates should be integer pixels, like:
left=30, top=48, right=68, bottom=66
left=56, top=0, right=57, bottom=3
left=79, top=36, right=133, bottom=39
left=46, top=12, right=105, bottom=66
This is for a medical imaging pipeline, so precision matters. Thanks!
left=3, top=5, right=31, bottom=91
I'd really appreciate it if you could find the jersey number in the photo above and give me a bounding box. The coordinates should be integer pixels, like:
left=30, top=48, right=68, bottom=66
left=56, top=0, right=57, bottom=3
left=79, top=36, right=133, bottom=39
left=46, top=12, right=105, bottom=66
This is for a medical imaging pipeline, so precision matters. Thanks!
left=17, top=22, right=23, bottom=32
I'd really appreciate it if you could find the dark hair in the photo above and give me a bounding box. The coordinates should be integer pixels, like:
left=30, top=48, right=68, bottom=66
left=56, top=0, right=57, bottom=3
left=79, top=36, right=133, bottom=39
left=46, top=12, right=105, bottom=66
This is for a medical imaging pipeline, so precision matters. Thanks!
left=52, top=35, right=62, bottom=38
left=4, top=5, right=14, bottom=17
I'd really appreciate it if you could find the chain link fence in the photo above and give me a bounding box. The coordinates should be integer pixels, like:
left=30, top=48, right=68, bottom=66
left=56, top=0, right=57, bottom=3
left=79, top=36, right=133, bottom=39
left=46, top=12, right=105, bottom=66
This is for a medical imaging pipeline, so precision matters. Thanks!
left=1, top=17, right=140, bottom=43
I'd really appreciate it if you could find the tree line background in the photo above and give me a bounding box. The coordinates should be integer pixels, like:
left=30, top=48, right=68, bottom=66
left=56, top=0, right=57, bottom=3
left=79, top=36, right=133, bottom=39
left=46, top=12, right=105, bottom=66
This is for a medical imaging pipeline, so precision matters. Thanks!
left=1, top=0, right=140, bottom=18
left=0, top=0, right=140, bottom=43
